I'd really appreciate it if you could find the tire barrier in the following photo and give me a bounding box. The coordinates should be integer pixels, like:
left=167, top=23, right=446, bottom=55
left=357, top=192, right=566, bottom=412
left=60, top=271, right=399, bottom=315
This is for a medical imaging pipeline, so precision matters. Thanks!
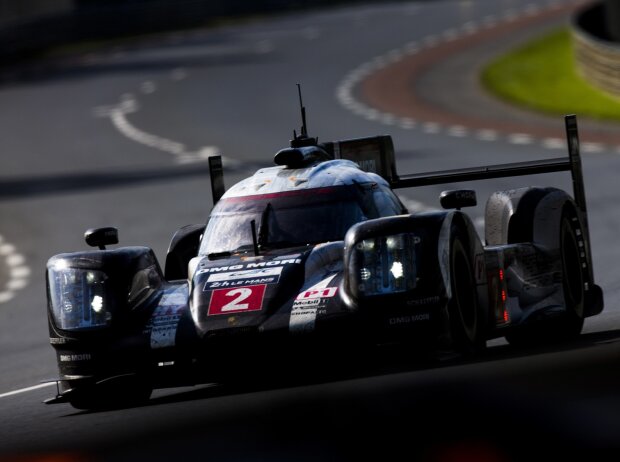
left=572, top=1, right=620, bottom=98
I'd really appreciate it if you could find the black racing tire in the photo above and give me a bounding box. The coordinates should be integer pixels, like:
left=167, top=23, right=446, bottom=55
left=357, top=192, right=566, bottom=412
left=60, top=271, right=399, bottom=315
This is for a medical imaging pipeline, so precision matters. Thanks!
left=68, top=377, right=153, bottom=411
left=505, top=207, right=585, bottom=346
left=447, top=232, right=484, bottom=354
left=556, top=209, right=586, bottom=337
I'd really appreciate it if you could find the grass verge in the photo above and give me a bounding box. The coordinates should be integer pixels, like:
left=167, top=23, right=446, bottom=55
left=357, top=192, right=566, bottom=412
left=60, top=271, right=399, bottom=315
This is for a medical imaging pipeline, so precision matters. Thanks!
left=481, top=27, right=620, bottom=121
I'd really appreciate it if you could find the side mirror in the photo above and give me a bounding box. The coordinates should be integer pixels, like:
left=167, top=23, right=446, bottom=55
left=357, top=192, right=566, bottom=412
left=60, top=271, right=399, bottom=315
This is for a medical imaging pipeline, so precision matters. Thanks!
left=85, top=227, right=119, bottom=250
left=439, top=190, right=477, bottom=210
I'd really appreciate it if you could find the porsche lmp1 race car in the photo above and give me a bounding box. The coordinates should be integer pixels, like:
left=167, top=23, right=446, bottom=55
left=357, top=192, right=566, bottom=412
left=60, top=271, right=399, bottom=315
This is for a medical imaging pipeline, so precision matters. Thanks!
left=44, top=108, right=603, bottom=409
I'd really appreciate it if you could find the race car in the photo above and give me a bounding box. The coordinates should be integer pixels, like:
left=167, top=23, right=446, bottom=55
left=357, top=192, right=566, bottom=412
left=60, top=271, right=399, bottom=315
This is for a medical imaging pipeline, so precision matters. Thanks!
left=44, top=109, right=603, bottom=409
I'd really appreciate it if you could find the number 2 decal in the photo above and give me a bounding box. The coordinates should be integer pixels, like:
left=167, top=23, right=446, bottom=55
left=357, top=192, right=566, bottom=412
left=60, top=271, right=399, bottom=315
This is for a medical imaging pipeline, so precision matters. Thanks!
left=208, top=284, right=267, bottom=316
left=220, top=288, right=252, bottom=312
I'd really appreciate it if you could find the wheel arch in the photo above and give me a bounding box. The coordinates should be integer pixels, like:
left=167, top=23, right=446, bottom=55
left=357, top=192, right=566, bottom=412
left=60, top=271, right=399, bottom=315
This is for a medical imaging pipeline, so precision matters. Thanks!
left=485, top=186, right=576, bottom=248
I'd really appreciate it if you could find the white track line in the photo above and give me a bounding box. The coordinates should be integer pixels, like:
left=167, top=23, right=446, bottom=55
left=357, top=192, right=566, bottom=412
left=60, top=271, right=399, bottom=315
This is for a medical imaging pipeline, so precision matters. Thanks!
left=335, top=0, right=614, bottom=153
left=0, top=234, right=30, bottom=304
left=93, top=94, right=225, bottom=165
left=0, top=382, right=55, bottom=400
left=91, top=63, right=244, bottom=165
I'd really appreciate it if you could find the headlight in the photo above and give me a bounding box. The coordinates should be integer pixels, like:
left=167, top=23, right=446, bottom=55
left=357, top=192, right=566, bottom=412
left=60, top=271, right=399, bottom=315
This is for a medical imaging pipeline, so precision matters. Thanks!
left=48, top=264, right=112, bottom=330
left=355, top=233, right=416, bottom=296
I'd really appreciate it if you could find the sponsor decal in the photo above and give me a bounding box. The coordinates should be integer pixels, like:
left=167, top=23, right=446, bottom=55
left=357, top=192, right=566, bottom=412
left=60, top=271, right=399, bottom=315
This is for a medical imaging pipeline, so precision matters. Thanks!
left=50, top=337, right=68, bottom=345
left=160, top=287, right=188, bottom=306
left=289, top=305, right=318, bottom=334
left=296, top=286, right=338, bottom=300
left=197, top=258, right=302, bottom=275
left=208, top=284, right=266, bottom=316
left=289, top=275, right=337, bottom=334
left=204, top=267, right=282, bottom=290
left=293, top=298, right=322, bottom=308
left=406, top=296, right=441, bottom=307
left=388, top=313, right=431, bottom=325
left=197, top=264, right=244, bottom=274
left=59, top=353, right=92, bottom=362
left=145, top=303, right=185, bottom=349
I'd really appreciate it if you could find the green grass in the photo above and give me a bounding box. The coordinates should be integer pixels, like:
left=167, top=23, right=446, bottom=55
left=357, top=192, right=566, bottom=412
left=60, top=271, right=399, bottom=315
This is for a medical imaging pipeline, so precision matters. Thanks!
left=481, top=28, right=620, bottom=121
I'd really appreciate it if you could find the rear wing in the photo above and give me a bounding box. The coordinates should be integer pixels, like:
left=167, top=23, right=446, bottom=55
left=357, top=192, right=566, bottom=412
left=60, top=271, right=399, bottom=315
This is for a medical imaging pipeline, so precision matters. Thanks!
left=311, top=115, right=588, bottom=212
left=285, top=116, right=586, bottom=210
left=390, top=115, right=586, bottom=212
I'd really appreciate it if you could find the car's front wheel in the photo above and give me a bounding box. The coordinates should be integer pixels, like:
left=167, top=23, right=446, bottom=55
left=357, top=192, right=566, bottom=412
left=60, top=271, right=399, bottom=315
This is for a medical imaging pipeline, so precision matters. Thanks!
left=447, top=231, right=484, bottom=354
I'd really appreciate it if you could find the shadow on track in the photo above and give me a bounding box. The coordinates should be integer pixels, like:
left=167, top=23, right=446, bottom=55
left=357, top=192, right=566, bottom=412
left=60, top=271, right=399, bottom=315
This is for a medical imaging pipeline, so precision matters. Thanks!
left=49, top=329, right=620, bottom=461
left=482, top=328, right=620, bottom=360
left=0, top=161, right=268, bottom=200
left=68, top=327, right=620, bottom=414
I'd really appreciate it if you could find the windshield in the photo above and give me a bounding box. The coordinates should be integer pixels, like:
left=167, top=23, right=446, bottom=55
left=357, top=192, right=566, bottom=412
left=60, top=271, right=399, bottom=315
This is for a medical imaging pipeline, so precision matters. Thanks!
left=200, top=185, right=393, bottom=256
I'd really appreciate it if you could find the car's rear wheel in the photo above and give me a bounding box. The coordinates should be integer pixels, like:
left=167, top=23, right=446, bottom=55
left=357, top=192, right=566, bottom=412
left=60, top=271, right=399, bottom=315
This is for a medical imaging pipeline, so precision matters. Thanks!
left=506, top=208, right=585, bottom=346
left=556, top=209, right=585, bottom=337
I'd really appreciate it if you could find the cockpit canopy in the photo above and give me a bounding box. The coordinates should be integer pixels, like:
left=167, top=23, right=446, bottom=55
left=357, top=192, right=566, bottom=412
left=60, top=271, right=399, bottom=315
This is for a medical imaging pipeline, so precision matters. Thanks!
left=199, top=183, right=406, bottom=257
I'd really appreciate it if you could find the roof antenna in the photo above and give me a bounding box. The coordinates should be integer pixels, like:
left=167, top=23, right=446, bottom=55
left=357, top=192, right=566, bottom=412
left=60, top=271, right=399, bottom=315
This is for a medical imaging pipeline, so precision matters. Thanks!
left=290, top=84, right=317, bottom=148
left=298, top=83, right=308, bottom=138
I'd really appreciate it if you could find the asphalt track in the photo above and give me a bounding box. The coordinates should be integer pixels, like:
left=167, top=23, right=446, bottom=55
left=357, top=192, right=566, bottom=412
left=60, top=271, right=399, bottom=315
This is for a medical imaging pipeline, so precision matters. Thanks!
left=1, top=0, right=620, bottom=459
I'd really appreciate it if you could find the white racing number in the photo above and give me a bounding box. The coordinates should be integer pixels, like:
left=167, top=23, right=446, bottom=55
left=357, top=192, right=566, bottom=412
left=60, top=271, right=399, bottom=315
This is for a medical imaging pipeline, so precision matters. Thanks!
left=208, top=284, right=267, bottom=316
left=221, top=287, right=252, bottom=312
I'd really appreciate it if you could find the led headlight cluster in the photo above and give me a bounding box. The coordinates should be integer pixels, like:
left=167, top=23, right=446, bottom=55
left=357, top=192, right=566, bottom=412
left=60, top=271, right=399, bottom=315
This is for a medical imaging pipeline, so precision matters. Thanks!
left=48, top=261, right=112, bottom=330
left=355, top=233, right=416, bottom=296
